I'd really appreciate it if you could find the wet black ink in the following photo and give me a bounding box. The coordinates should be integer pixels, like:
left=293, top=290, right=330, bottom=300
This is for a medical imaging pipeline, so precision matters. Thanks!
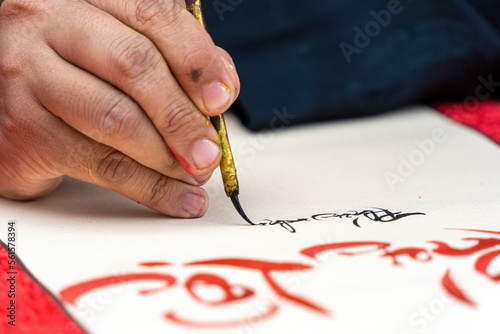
left=259, top=218, right=310, bottom=233
left=260, top=208, right=425, bottom=233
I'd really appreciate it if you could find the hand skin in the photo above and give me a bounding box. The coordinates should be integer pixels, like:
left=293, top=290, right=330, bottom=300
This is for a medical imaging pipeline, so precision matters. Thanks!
left=0, top=0, right=240, bottom=217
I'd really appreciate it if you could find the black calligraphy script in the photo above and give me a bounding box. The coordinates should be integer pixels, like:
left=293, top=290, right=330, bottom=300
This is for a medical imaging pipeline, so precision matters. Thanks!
left=259, top=208, right=425, bottom=233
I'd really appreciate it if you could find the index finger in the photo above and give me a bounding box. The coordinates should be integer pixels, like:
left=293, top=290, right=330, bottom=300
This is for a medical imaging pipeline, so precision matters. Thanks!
left=86, top=0, right=240, bottom=115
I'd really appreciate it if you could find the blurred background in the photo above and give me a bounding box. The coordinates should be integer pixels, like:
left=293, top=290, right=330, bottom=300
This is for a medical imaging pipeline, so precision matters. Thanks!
left=203, top=0, right=500, bottom=130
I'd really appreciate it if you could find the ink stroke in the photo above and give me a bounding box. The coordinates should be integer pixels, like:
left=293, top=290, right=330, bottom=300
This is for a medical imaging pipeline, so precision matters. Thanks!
left=258, top=207, right=425, bottom=233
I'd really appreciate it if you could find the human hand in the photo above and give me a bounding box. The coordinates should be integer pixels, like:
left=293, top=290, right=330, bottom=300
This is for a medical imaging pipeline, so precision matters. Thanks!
left=0, top=0, right=240, bottom=217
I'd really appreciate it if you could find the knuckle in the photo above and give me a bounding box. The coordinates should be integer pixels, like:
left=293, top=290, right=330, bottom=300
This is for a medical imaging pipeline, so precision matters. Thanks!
left=147, top=174, right=174, bottom=207
left=0, top=45, right=25, bottom=80
left=0, top=57, right=20, bottom=79
left=131, top=0, right=180, bottom=28
left=180, top=45, right=210, bottom=70
left=0, top=0, right=48, bottom=21
left=0, top=103, right=33, bottom=142
left=96, top=151, right=138, bottom=184
left=113, top=36, right=159, bottom=80
left=159, top=99, right=197, bottom=136
left=98, top=98, right=140, bottom=142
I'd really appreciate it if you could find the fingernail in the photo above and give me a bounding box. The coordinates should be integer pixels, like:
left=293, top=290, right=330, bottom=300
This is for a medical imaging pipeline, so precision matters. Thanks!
left=194, top=172, right=213, bottom=184
left=192, top=139, right=220, bottom=170
left=221, top=56, right=235, bottom=70
left=202, top=81, right=231, bottom=113
left=182, top=193, right=205, bottom=217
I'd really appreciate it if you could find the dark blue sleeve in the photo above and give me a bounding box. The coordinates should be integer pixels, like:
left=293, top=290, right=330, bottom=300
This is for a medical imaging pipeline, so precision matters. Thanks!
left=203, top=0, right=500, bottom=130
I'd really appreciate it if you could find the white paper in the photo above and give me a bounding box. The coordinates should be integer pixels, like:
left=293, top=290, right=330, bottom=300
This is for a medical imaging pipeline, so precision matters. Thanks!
left=1, top=105, right=500, bottom=333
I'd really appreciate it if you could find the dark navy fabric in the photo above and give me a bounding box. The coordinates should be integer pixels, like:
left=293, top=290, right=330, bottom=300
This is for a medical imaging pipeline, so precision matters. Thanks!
left=203, top=0, right=500, bottom=130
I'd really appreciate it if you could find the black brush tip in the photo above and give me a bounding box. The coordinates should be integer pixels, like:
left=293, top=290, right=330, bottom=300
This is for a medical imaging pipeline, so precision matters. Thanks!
left=230, top=195, right=255, bottom=225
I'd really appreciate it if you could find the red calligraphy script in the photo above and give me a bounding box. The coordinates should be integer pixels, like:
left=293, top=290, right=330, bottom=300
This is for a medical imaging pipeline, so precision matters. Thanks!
left=59, top=229, right=500, bottom=329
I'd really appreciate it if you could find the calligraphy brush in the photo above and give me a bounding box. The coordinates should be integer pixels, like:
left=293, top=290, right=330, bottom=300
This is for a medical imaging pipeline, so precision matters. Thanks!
left=185, top=0, right=254, bottom=225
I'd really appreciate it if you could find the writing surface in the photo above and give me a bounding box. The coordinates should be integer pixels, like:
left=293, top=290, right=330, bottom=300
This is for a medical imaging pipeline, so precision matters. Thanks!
left=1, top=106, right=499, bottom=333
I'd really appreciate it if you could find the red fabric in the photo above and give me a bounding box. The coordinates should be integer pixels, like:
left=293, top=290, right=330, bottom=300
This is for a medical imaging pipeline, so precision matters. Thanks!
left=0, top=100, right=499, bottom=333
left=0, top=244, right=86, bottom=334
left=434, top=99, right=500, bottom=144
